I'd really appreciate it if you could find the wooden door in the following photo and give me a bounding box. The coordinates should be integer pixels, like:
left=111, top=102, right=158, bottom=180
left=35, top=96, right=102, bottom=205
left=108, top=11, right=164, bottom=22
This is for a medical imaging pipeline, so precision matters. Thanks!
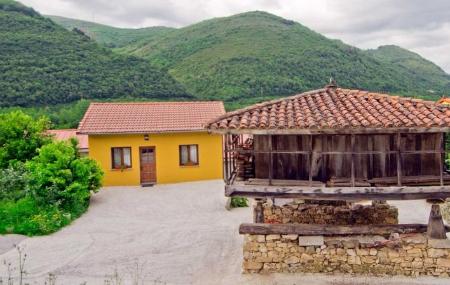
left=140, top=147, right=156, bottom=184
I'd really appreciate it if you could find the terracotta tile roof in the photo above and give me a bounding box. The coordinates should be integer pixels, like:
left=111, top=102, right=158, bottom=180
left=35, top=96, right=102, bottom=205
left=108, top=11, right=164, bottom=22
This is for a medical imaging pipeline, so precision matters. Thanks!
left=207, top=87, right=450, bottom=133
left=78, top=101, right=225, bottom=134
left=47, top=129, right=89, bottom=151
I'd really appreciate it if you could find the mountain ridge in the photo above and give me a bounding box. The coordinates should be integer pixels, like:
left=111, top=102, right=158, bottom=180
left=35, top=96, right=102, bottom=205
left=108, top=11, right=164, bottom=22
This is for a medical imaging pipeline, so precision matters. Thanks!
left=0, top=0, right=191, bottom=107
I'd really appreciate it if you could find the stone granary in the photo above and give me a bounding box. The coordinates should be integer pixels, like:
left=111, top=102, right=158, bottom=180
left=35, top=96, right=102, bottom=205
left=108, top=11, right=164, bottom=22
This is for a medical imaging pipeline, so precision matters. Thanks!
left=207, top=84, right=450, bottom=277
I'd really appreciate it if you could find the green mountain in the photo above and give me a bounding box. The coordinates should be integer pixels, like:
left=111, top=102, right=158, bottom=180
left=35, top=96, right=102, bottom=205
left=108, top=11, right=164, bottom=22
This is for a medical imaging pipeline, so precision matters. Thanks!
left=0, top=0, right=191, bottom=107
left=48, top=15, right=175, bottom=48
left=119, top=11, right=449, bottom=102
left=365, top=45, right=450, bottom=92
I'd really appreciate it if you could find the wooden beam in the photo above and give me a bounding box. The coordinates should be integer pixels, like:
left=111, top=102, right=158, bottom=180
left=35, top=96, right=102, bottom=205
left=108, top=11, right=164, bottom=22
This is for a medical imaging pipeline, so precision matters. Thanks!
left=225, top=183, right=450, bottom=200
left=239, top=223, right=450, bottom=236
left=427, top=204, right=447, bottom=239
left=351, top=134, right=355, bottom=187
left=440, top=133, right=444, bottom=186
left=396, top=132, right=402, bottom=186
left=308, top=135, right=313, bottom=186
left=268, top=135, right=273, bottom=186
left=208, top=127, right=450, bottom=136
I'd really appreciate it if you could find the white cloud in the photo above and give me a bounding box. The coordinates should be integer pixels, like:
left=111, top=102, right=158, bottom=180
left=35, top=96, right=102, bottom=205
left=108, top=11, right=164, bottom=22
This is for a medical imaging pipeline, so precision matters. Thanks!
left=19, top=0, right=450, bottom=73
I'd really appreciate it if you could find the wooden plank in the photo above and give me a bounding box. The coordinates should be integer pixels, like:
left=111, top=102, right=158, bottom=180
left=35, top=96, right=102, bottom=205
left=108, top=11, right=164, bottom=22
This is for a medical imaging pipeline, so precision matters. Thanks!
left=239, top=223, right=450, bottom=236
left=308, top=135, right=313, bottom=186
left=225, top=183, right=450, bottom=200
left=210, top=127, right=450, bottom=135
left=268, top=135, right=273, bottom=185
left=351, top=134, right=355, bottom=187
left=440, top=133, right=444, bottom=186
left=396, top=132, right=402, bottom=186
left=246, top=178, right=324, bottom=187
left=370, top=175, right=450, bottom=186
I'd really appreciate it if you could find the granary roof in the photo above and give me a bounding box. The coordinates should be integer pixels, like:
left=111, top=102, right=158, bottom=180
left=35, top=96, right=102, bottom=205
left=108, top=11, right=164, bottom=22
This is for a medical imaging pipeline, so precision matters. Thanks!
left=78, top=101, right=225, bottom=135
left=206, top=86, right=450, bottom=134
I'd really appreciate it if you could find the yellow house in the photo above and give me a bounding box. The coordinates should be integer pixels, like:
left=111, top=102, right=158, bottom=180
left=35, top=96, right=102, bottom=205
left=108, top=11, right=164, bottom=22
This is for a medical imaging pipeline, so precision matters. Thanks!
left=77, top=102, right=225, bottom=186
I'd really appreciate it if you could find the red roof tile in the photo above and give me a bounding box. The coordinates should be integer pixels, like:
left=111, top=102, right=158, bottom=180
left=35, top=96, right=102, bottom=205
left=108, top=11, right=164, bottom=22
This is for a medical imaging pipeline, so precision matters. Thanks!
left=47, top=129, right=89, bottom=150
left=207, top=87, right=450, bottom=133
left=78, top=102, right=225, bottom=134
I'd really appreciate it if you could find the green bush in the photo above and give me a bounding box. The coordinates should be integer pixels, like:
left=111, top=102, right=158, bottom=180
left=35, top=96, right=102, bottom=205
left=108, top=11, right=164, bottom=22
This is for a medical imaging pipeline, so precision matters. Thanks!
left=0, top=163, right=28, bottom=201
left=0, top=197, right=71, bottom=235
left=26, top=140, right=103, bottom=212
left=230, top=196, right=249, bottom=208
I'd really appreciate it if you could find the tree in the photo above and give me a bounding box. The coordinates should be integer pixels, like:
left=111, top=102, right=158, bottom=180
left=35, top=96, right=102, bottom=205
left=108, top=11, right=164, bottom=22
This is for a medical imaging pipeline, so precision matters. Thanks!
left=0, top=111, right=50, bottom=168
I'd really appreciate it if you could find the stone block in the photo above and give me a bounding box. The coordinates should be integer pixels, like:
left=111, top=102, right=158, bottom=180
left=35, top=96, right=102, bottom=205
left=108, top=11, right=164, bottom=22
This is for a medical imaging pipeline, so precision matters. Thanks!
left=428, top=248, right=448, bottom=258
left=298, top=235, right=324, bottom=246
left=243, top=261, right=263, bottom=270
left=266, top=234, right=281, bottom=241
left=428, top=239, right=450, bottom=249
left=285, top=256, right=300, bottom=264
left=436, top=258, right=450, bottom=268
left=256, top=235, right=266, bottom=243
left=282, top=234, right=298, bottom=240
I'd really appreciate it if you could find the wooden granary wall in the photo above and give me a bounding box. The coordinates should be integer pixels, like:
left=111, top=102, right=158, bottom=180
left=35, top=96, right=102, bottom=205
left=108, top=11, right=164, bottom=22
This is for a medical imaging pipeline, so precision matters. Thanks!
left=253, top=133, right=443, bottom=183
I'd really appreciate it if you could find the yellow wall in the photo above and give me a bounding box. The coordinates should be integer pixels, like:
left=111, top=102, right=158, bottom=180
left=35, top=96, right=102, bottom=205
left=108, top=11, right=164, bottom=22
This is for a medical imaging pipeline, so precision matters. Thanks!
left=88, top=132, right=223, bottom=186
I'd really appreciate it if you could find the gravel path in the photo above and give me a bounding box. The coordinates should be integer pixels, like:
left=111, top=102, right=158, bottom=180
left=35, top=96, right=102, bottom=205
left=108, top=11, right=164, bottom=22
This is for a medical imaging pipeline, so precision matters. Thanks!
left=0, top=180, right=448, bottom=285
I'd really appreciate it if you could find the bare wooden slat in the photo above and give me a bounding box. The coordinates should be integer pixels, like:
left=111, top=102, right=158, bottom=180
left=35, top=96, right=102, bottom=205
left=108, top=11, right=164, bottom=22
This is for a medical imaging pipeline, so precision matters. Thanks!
left=239, top=223, right=450, bottom=236
left=225, top=183, right=450, bottom=200
left=268, top=135, right=273, bottom=186
left=308, top=135, right=313, bottom=186
left=351, top=134, right=355, bottom=187
left=370, top=175, right=450, bottom=186
left=440, top=133, right=444, bottom=186
left=246, top=178, right=324, bottom=187
left=396, top=132, right=402, bottom=186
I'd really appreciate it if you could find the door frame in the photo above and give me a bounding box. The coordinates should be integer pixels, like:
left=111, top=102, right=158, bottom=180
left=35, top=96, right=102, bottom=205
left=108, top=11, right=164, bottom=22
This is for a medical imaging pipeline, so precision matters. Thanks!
left=139, top=146, right=156, bottom=185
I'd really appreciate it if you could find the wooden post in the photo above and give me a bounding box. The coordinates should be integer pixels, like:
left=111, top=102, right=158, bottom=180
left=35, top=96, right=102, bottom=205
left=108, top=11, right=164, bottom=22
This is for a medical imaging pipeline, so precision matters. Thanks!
left=439, top=133, right=444, bottom=186
left=224, top=134, right=229, bottom=184
left=268, top=135, right=273, bottom=186
left=308, top=135, right=313, bottom=186
left=427, top=204, right=447, bottom=239
left=253, top=199, right=265, bottom=223
left=396, top=133, right=402, bottom=186
left=351, top=134, right=355, bottom=187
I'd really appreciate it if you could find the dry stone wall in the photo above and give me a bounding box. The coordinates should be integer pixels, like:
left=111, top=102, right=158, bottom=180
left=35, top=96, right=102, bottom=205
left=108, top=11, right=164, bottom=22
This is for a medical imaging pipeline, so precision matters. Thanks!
left=243, top=233, right=450, bottom=277
left=263, top=200, right=398, bottom=225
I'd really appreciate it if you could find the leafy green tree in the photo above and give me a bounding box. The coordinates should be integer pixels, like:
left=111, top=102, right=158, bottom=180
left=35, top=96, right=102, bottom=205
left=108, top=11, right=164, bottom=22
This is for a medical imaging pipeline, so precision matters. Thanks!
left=26, top=140, right=103, bottom=212
left=0, top=111, right=50, bottom=168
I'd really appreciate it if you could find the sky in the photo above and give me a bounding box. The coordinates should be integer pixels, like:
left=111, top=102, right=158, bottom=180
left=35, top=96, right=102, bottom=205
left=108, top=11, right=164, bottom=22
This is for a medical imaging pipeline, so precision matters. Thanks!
left=20, top=0, right=450, bottom=73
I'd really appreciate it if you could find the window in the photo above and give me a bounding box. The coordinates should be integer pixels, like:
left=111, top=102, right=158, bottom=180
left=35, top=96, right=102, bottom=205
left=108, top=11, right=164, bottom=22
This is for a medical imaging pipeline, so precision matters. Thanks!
left=179, top=144, right=199, bottom=166
left=111, top=147, right=132, bottom=169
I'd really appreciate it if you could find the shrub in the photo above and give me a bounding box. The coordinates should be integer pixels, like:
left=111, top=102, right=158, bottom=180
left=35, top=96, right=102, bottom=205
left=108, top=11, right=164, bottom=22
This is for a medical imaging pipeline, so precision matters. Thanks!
left=0, top=197, right=71, bottom=235
left=26, top=140, right=103, bottom=212
left=0, top=163, right=28, bottom=201
left=230, top=196, right=248, bottom=208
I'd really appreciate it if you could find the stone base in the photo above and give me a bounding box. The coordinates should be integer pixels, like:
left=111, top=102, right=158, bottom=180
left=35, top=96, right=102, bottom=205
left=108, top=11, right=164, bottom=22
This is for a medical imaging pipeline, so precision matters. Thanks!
left=263, top=200, right=398, bottom=225
left=243, top=233, right=450, bottom=277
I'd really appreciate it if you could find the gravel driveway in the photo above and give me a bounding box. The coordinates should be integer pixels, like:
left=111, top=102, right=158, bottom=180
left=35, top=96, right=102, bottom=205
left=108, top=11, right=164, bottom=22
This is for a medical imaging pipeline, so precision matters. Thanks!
left=0, top=180, right=449, bottom=285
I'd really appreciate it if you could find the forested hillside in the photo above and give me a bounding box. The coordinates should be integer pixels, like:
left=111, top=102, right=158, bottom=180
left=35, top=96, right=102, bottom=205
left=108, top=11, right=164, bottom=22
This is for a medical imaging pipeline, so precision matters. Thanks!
left=120, top=11, right=450, bottom=102
left=48, top=15, right=175, bottom=48
left=0, top=0, right=191, bottom=107
left=365, top=45, right=450, bottom=91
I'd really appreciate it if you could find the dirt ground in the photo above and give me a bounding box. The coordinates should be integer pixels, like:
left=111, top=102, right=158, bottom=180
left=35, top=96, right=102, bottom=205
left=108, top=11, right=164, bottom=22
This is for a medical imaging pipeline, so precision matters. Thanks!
left=0, top=180, right=449, bottom=285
